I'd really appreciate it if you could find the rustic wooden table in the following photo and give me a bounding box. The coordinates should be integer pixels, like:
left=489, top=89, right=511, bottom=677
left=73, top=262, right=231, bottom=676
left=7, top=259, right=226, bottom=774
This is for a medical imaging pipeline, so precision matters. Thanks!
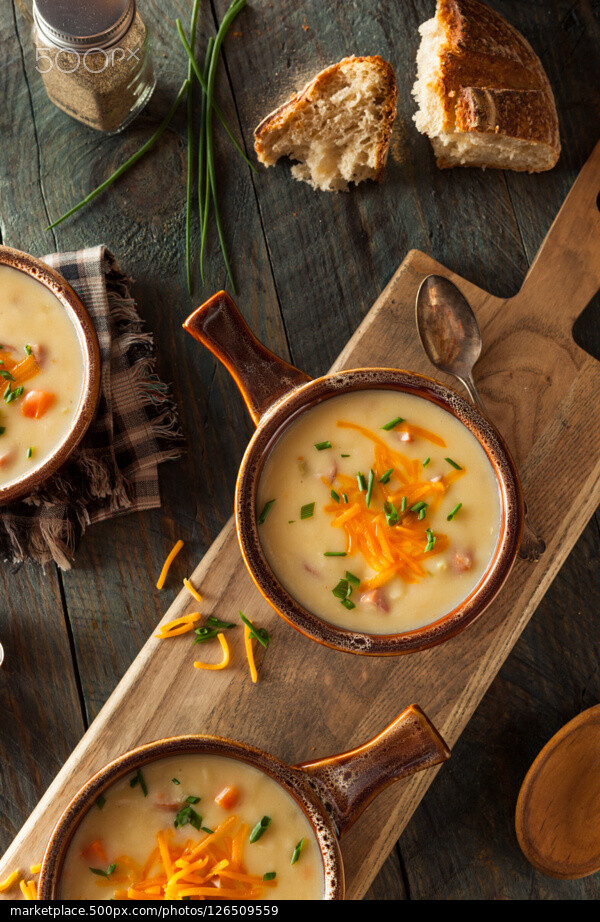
left=1, top=0, right=599, bottom=901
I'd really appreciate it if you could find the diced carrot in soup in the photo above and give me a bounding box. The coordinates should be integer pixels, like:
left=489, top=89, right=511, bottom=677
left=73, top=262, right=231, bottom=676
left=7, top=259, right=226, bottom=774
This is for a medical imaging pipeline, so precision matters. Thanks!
left=21, top=390, right=55, bottom=419
left=215, top=785, right=240, bottom=810
left=81, top=839, right=107, bottom=863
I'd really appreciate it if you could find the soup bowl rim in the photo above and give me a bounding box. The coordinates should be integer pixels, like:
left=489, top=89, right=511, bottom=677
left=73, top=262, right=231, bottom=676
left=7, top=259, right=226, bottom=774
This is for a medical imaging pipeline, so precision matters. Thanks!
left=235, top=366, right=524, bottom=656
left=0, top=245, right=101, bottom=505
left=37, top=734, right=344, bottom=901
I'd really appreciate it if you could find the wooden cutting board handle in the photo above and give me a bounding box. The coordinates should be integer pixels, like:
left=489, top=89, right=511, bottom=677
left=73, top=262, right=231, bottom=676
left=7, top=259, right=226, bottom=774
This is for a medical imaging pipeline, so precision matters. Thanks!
left=511, top=140, right=600, bottom=330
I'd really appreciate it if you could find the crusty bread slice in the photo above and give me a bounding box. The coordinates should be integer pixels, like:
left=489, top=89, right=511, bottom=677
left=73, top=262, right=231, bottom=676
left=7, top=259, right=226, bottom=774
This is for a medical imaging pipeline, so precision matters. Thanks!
left=254, top=55, right=398, bottom=192
left=412, top=0, right=560, bottom=172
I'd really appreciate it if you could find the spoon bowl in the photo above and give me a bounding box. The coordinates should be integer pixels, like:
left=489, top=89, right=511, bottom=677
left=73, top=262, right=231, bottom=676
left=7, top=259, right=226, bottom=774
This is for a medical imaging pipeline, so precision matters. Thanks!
left=416, top=274, right=545, bottom=561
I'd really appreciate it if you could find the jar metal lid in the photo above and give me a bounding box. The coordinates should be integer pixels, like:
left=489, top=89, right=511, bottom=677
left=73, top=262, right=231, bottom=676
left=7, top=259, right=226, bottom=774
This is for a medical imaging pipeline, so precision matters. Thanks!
left=33, top=0, right=136, bottom=50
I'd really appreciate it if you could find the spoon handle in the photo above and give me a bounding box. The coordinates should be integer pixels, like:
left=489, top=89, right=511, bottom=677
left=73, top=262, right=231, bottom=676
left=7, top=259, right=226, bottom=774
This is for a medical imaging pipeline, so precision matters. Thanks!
left=458, top=375, right=545, bottom=562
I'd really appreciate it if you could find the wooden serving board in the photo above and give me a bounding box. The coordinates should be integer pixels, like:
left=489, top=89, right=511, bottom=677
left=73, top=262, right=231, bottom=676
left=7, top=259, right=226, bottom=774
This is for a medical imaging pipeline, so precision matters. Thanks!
left=3, top=143, right=600, bottom=901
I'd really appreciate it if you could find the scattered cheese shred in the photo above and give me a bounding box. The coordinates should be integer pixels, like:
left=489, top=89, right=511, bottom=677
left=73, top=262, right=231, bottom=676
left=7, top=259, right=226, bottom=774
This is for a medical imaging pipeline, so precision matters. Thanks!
left=244, top=624, right=258, bottom=684
left=19, top=878, right=37, bottom=900
left=109, top=818, right=274, bottom=900
left=29, top=864, right=41, bottom=875
left=155, top=613, right=201, bottom=639
left=156, top=540, right=184, bottom=590
left=183, top=577, right=203, bottom=602
left=194, top=632, right=230, bottom=671
left=0, top=870, right=19, bottom=891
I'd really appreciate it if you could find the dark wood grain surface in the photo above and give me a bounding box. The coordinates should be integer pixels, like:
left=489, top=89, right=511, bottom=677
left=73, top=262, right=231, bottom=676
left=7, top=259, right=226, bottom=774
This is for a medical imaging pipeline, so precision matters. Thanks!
left=1, top=0, right=599, bottom=900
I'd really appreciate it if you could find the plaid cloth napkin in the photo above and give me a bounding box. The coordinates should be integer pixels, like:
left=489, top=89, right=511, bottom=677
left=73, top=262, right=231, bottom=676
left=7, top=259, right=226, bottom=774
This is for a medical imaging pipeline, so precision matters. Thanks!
left=0, top=246, right=183, bottom=569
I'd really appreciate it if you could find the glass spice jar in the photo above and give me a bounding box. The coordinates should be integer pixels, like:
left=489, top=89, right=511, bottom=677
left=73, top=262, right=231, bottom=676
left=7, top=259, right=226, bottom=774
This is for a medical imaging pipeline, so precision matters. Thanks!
left=32, top=0, right=156, bottom=133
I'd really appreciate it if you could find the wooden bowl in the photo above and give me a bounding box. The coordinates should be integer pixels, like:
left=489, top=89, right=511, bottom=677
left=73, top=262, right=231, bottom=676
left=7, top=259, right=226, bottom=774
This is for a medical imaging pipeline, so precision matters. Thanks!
left=184, top=292, right=523, bottom=656
left=38, top=704, right=450, bottom=900
left=0, top=246, right=101, bottom=505
left=515, top=704, right=600, bottom=879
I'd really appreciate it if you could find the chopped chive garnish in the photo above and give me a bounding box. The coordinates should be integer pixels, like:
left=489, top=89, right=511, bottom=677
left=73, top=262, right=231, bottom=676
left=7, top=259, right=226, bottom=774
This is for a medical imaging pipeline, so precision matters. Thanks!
left=411, top=501, right=427, bottom=513
left=130, top=768, right=148, bottom=797
left=330, top=489, right=340, bottom=503
left=26, top=447, right=33, bottom=459
left=174, top=804, right=202, bottom=830
left=186, top=795, right=201, bottom=804
left=356, top=472, right=366, bottom=492
left=332, top=579, right=352, bottom=601
left=300, top=502, right=315, bottom=519
left=257, top=499, right=275, bottom=524
left=291, top=838, right=305, bottom=865
left=0, top=427, right=6, bottom=436
left=0, top=370, right=14, bottom=381
left=249, top=815, right=271, bottom=843
left=341, top=453, right=350, bottom=457
left=239, top=611, right=271, bottom=648
left=384, top=501, right=399, bottom=527
left=96, top=795, right=106, bottom=810
left=382, top=416, right=404, bottom=431
left=194, top=616, right=235, bottom=644
left=89, top=864, right=116, bottom=879
left=365, top=469, right=375, bottom=508
left=445, top=457, right=463, bottom=470
left=423, top=457, right=430, bottom=467
left=201, top=826, right=214, bottom=834
left=345, top=571, right=360, bottom=587
left=425, top=528, right=436, bottom=552
left=324, top=551, right=347, bottom=557
left=418, top=507, right=426, bottom=520
left=288, top=520, right=295, bottom=524
left=172, top=778, right=181, bottom=785
left=342, top=493, right=348, bottom=504
left=314, top=440, right=332, bottom=451
left=400, top=496, right=407, bottom=513
left=447, top=502, right=463, bottom=521
left=341, top=598, right=356, bottom=610
left=24, top=344, right=32, bottom=355
left=379, top=468, right=394, bottom=484
left=263, top=871, right=276, bottom=881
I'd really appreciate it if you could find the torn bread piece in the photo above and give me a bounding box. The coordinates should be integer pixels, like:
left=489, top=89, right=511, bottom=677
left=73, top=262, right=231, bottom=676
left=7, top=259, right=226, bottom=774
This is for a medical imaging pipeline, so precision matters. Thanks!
left=412, top=0, right=560, bottom=172
left=254, top=55, right=398, bottom=192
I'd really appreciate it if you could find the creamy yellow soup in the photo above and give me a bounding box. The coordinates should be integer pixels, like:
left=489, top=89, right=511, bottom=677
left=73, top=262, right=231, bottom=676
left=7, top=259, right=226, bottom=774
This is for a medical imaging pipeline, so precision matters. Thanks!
left=0, top=265, right=85, bottom=486
left=60, top=754, right=324, bottom=900
left=256, top=390, right=502, bottom=634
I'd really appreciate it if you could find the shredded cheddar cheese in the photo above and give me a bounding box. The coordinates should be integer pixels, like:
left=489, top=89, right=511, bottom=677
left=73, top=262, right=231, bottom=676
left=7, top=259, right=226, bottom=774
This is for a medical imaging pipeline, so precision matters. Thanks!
left=243, top=624, right=258, bottom=684
left=0, top=870, right=19, bottom=891
left=155, top=613, right=201, bottom=639
left=194, top=632, right=230, bottom=671
left=156, top=540, right=184, bottom=590
left=29, top=864, right=41, bottom=875
left=323, top=420, right=465, bottom=590
left=107, top=818, right=274, bottom=900
left=183, top=578, right=203, bottom=602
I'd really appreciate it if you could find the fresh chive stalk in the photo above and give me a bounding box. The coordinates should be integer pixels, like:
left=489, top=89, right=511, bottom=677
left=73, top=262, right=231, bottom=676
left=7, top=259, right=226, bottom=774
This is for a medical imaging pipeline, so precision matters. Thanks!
left=323, top=551, right=347, bottom=557
left=300, top=502, right=315, bottom=519
left=447, top=502, right=463, bottom=521
left=239, top=611, right=271, bottom=648
left=379, top=468, right=393, bottom=484
left=314, top=440, right=332, bottom=451
left=291, top=838, right=305, bottom=865
left=445, top=457, right=463, bottom=470
left=365, top=469, right=375, bottom=507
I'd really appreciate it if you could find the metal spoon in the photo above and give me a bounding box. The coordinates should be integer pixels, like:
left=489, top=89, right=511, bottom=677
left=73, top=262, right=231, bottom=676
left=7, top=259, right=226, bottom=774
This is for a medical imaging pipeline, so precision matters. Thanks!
left=415, top=274, right=545, bottom=562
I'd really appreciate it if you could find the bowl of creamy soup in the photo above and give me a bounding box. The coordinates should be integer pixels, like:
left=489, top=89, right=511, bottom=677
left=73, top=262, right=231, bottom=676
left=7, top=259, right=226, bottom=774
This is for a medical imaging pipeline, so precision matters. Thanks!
left=0, top=247, right=100, bottom=503
left=184, top=292, right=523, bottom=656
left=38, top=705, right=450, bottom=900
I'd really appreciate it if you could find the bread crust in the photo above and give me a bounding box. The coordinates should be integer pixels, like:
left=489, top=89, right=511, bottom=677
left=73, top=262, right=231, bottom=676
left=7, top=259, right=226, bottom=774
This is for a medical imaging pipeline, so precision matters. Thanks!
left=427, top=0, right=560, bottom=168
left=254, top=55, right=398, bottom=183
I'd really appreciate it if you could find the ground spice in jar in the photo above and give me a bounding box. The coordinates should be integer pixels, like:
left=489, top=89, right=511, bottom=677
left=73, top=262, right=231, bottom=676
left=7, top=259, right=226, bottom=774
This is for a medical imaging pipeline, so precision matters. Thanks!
left=32, top=0, right=156, bottom=133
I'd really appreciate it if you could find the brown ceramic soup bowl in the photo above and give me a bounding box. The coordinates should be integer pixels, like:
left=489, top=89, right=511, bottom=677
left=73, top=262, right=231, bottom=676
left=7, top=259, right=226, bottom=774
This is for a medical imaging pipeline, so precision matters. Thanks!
left=38, top=704, right=450, bottom=900
left=0, top=246, right=100, bottom=504
left=184, top=291, right=523, bottom=656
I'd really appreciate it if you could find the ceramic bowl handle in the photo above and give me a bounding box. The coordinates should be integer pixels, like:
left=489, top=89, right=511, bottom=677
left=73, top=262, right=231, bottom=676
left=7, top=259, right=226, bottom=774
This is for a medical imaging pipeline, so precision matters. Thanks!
left=296, top=704, right=450, bottom=835
left=184, top=291, right=311, bottom=425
